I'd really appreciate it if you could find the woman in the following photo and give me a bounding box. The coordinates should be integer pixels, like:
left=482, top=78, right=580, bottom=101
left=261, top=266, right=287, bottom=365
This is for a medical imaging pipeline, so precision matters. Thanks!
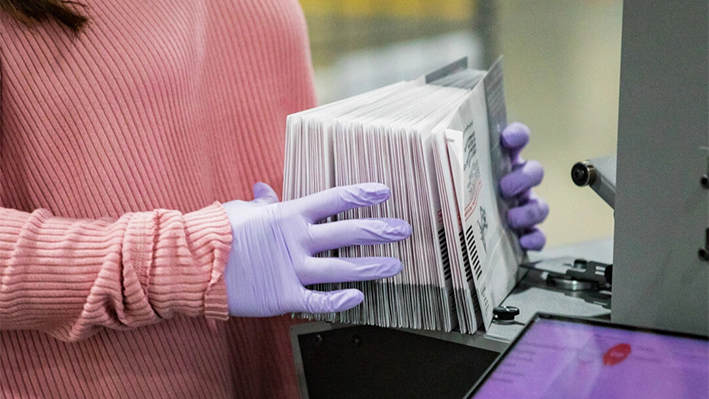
left=0, top=1, right=548, bottom=397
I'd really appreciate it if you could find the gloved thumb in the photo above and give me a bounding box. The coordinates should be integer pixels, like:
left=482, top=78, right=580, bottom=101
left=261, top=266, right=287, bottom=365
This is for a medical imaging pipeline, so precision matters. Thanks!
left=304, top=289, right=364, bottom=313
left=252, top=182, right=279, bottom=205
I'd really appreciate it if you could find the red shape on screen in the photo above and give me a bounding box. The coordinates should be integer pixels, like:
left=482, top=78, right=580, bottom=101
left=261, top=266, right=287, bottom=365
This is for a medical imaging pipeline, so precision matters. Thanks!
left=603, top=343, right=632, bottom=366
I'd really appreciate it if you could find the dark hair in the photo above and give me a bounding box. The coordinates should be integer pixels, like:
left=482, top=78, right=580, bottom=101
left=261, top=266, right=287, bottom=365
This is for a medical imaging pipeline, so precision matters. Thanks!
left=0, top=0, right=87, bottom=32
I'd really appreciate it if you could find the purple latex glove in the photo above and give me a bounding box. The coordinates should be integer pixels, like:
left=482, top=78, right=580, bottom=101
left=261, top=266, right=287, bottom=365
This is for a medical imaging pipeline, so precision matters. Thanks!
left=222, top=182, right=411, bottom=317
left=500, top=122, right=549, bottom=250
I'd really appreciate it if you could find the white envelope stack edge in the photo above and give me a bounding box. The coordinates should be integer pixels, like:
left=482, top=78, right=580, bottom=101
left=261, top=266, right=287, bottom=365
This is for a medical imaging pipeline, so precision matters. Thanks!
left=283, top=59, right=524, bottom=334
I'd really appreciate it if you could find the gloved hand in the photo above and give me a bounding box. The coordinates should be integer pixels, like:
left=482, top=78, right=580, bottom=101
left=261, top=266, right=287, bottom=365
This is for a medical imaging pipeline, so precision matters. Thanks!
left=222, top=182, right=411, bottom=317
left=500, top=122, right=549, bottom=250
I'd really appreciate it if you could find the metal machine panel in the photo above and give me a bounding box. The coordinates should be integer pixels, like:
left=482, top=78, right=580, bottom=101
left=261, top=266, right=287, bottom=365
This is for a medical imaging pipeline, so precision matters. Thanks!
left=294, top=324, right=499, bottom=399
left=613, top=0, right=709, bottom=335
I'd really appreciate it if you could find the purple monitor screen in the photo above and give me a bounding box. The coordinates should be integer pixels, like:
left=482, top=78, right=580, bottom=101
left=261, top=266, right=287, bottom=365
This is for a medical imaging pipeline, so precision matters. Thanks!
left=470, top=317, right=708, bottom=399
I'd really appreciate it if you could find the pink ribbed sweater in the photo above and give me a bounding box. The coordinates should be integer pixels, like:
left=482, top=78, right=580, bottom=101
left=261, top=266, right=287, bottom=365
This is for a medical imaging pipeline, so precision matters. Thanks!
left=0, top=0, right=316, bottom=397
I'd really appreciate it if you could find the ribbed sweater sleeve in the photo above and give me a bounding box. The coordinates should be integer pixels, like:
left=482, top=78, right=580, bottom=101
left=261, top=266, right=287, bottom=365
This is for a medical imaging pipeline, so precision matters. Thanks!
left=0, top=203, right=232, bottom=342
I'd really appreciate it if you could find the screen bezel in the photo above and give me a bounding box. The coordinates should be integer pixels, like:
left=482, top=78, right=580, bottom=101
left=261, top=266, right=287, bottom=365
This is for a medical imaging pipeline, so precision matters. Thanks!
left=463, top=313, right=709, bottom=399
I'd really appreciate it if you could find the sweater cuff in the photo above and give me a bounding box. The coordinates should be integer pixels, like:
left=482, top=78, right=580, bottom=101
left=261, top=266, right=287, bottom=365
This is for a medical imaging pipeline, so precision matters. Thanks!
left=183, top=202, right=232, bottom=321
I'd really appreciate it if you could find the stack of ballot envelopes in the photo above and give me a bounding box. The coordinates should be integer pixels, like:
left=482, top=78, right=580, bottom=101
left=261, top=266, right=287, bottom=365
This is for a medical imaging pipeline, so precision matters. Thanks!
left=283, top=58, right=524, bottom=334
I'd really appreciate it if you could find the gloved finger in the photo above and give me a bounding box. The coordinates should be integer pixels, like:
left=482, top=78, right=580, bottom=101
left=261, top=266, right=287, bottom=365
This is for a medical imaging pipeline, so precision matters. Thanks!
left=508, top=197, right=549, bottom=229
left=252, top=182, right=279, bottom=205
left=500, top=160, right=544, bottom=198
left=299, top=256, right=403, bottom=285
left=309, top=218, right=411, bottom=253
left=501, top=122, right=530, bottom=163
left=515, top=189, right=533, bottom=205
left=303, top=288, right=364, bottom=314
left=519, top=227, right=546, bottom=251
left=294, top=183, right=391, bottom=222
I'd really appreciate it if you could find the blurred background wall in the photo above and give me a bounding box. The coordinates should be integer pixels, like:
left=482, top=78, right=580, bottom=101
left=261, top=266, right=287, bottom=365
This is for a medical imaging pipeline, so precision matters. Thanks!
left=299, top=0, right=622, bottom=249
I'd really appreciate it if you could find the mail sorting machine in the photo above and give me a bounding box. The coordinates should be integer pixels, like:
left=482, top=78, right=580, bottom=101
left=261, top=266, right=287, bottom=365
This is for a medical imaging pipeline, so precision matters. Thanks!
left=290, top=1, right=709, bottom=398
